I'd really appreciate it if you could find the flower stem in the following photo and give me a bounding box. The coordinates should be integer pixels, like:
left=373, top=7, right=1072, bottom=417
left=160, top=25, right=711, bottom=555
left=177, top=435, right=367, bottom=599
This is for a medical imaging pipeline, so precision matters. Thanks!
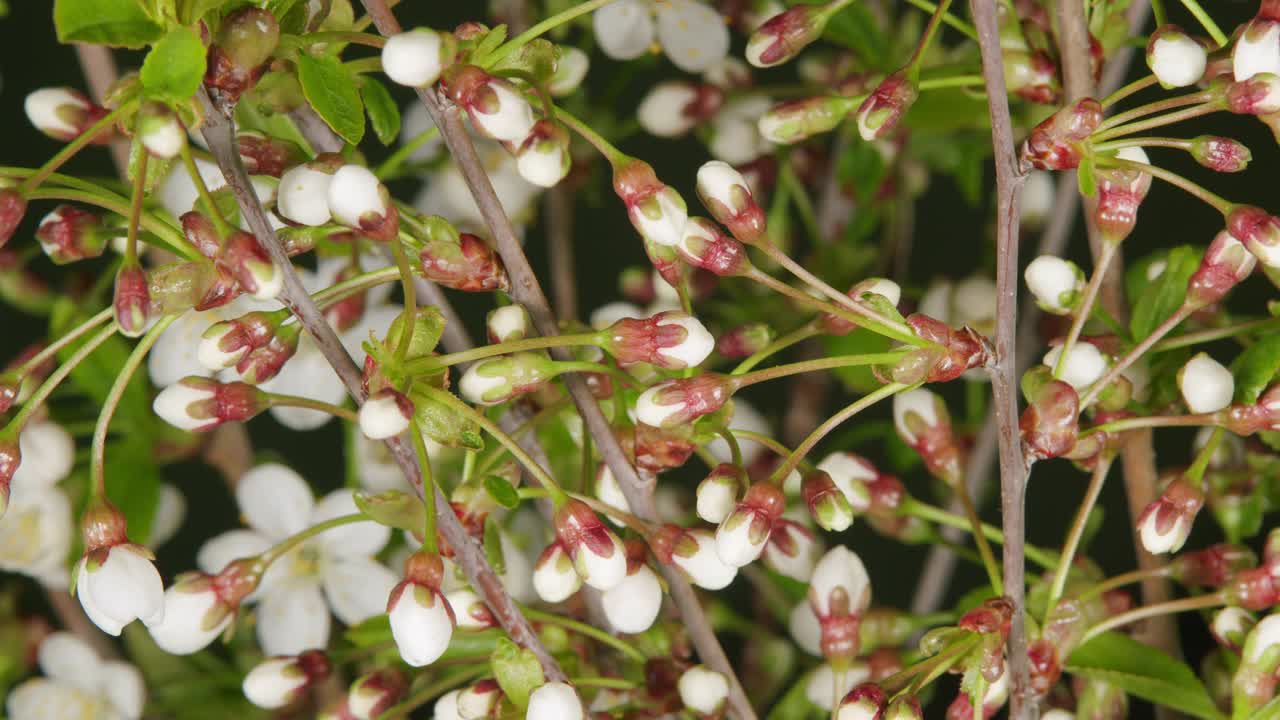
left=1151, top=316, right=1280, bottom=353
left=551, top=360, right=643, bottom=390
left=900, top=498, right=1058, bottom=568
left=905, top=0, right=954, bottom=80
left=259, top=512, right=371, bottom=566
left=1185, top=427, right=1223, bottom=484
left=124, top=144, right=147, bottom=263
left=731, top=324, right=821, bottom=375
left=769, top=382, right=908, bottom=484
left=407, top=332, right=602, bottom=372
left=1084, top=411, right=1219, bottom=436
left=570, top=677, right=638, bottom=690
left=21, top=104, right=132, bottom=194
left=954, top=479, right=1004, bottom=594
left=521, top=606, right=647, bottom=664
left=552, top=105, right=627, bottom=166
left=90, top=316, right=176, bottom=500
left=881, top=636, right=981, bottom=695
left=1053, top=241, right=1117, bottom=379
left=410, top=420, right=439, bottom=553
left=904, top=0, right=978, bottom=40
left=1093, top=91, right=1217, bottom=135
left=1100, top=75, right=1159, bottom=108
left=1092, top=101, right=1224, bottom=143
left=1090, top=136, right=1194, bottom=153
left=1079, top=303, right=1194, bottom=408
left=23, top=187, right=193, bottom=259
left=375, top=127, right=440, bottom=179
left=1045, top=457, right=1113, bottom=616
left=265, top=394, right=360, bottom=422
left=724, top=429, right=815, bottom=473
left=1101, top=157, right=1233, bottom=216
left=473, top=399, right=572, bottom=478
left=180, top=136, right=234, bottom=236
left=1080, top=591, right=1226, bottom=644
left=1178, top=0, right=1228, bottom=47
left=391, top=240, right=418, bottom=365
left=12, top=308, right=113, bottom=380
left=733, top=352, right=907, bottom=388
left=311, top=266, right=401, bottom=309
left=487, top=0, right=618, bottom=65
left=1076, top=565, right=1172, bottom=602
left=717, top=428, right=743, bottom=468
left=3, top=324, right=118, bottom=435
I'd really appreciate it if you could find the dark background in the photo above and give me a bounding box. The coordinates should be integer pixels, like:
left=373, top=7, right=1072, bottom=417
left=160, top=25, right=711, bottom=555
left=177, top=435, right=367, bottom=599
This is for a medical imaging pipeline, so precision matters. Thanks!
left=1, top=1, right=1275, bottom=715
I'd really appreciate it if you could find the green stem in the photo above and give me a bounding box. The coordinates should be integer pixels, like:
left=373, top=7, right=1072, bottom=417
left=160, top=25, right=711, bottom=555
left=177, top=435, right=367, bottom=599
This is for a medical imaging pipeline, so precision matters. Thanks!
left=724, top=429, right=814, bottom=473
left=1091, top=136, right=1193, bottom=153
left=954, top=481, right=1003, bottom=594
left=553, top=105, right=626, bottom=166
left=472, top=399, right=572, bottom=478
left=410, top=420, right=439, bottom=553
left=522, top=607, right=647, bottom=663
left=571, top=677, right=638, bottom=690
left=259, top=512, right=370, bottom=566
left=882, top=636, right=980, bottom=695
left=769, top=382, right=908, bottom=484
left=1092, top=102, right=1224, bottom=143
left=312, top=266, right=400, bottom=309
left=717, top=428, right=743, bottom=468
left=731, top=323, right=821, bottom=375
left=90, top=316, right=176, bottom=499
left=23, top=188, right=194, bottom=259
left=407, top=332, right=601, bottom=372
left=1179, top=0, right=1229, bottom=47
left=1053, top=241, right=1117, bottom=380
left=21, top=104, right=132, bottom=194
left=1083, top=411, right=1219, bottom=438
left=1092, top=91, right=1216, bottom=135
left=779, top=160, right=822, bottom=244
left=1078, top=302, right=1195, bottom=409
left=375, top=127, right=440, bottom=179
left=487, top=0, right=618, bottom=65
left=266, top=394, right=360, bottom=422
left=285, top=30, right=386, bottom=48
left=918, top=74, right=986, bottom=91
left=1080, top=591, right=1226, bottom=644
left=1100, top=157, right=1233, bottom=216
left=1186, top=427, right=1224, bottom=484
left=1100, top=76, right=1159, bottom=108
left=4, top=324, right=118, bottom=435
left=904, top=0, right=979, bottom=41
left=180, top=137, right=233, bottom=236
left=391, top=240, right=417, bottom=365
left=551, top=361, right=643, bottom=390
left=901, top=498, right=1058, bottom=568
left=1151, top=317, right=1280, bottom=352
left=905, top=0, right=954, bottom=80
left=11, top=307, right=113, bottom=379
left=733, top=352, right=907, bottom=388
left=1076, top=565, right=1171, bottom=602
left=1045, top=458, right=1112, bottom=617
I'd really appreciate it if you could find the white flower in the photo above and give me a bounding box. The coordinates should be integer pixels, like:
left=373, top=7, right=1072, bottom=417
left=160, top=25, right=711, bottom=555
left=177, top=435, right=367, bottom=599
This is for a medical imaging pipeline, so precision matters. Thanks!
left=243, top=657, right=309, bottom=709
left=951, top=275, right=998, bottom=332
left=593, top=0, right=729, bottom=73
left=6, top=632, right=145, bottom=720
left=678, top=666, right=729, bottom=715
left=148, top=484, right=187, bottom=550
left=445, top=589, right=492, bottom=630
left=1148, top=28, right=1207, bottom=87
left=148, top=295, right=278, bottom=389
left=526, top=682, right=584, bottom=720
left=328, top=165, right=391, bottom=230
left=278, top=163, right=335, bottom=227
left=415, top=148, right=540, bottom=233
left=809, top=546, right=871, bottom=618
left=655, top=313, right=715, bottom=368
left=638, top=82, right=700, bottom=137
left=10, top=420, right=74, bottom=491
left=197, top=463, right=396, bottom=655
left=382, top=28, right=447, bottom=88
left=1042, top=343, right=1110, bottom=391
left=388, top=580, right=455, bottom=667
left=709, top=97, right=774, bottom=164
left=804, top=663, right=870, bottom=712
left=1178, top=352, right=1235, bottom=414
left=549, top=47, right=591, bottom=97
left=533, top=543, right=582, bottom=603
left=892, top=389, right=941, bottom=447
left=1234, top=19, right=1280, bottom=82
left=673, top=528, right=738, bottom=590
left=470, top=80, right=537, bottom=143
left=147, top=574, right=235, bottom=655
left=359, top=390, right=411, bottom=440
left=1024, top=256, right=1084, bottom=314
left=601, top=565, right=663, bottom=633
left=74, top=542, right=165, bottom=636
left=0, top=466, right=73, bottom=588
left=789, top=601, right=822, bottom=656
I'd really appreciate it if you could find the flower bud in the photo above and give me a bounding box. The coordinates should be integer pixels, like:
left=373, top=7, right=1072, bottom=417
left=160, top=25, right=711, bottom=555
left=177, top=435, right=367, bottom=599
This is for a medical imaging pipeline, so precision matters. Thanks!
left=601, top=549, right=662, bottom=633
left=533, top=542, right=582, bottom=602
left=1005, top=50, right=1059, bottom=104
left=359, top=389, right=413, bottom=440
left=1177, top=353, right=1234, bottom=413
left=634, top=374, right=734, bottom=428
left=803, top=470, right=856, bottom=532
left=222, top=230, right=282, bottom=300
left=1190, top=136, right=1251, bottom=173
left=837, top=683, right=886, bottom=720
left=515, top=120, right=572, bottom=188
left=650, top=525, right=738, bottom=590
left=1024, top=255, right=1084, bottom=314
left=153, top=377, right=269, bottom=432
left=113, top=261, right=151, bottom=338
left=526, top=682, right=583, bottom=720
left=198, top=311, right=282, bottom=371
left=327, top=165, right=399, bottom=242
left=459, top=352, right=556, bottom=405
left=1019, top=98, right=1103, bottom=171
left=444, top=589, right=496, bottom=630
left=549, top=47, right=590, bottom=97
left=24, top=87, right=108, bottom=143
left=764, top=519, right=822, bottom=582
left=613, top=159, right=689, bottom=248
left=1147, top=25, right=1207, bottom=88
left=715, top=481, right=786, bottom=567
left=893, top=389, right=961, bottom=484
left=486, top=305, right=530, bottom=344
left=1041, top=342, right=1110, bottom=391
left=696, top=160, right=767, bottom=244
left=555, top=500, right=627, bottom=591
left=855, top=71, right=917, bottom=141
left=1210, top=606, right=1255, bottom=651
left=697, top=464, right=743, bottom=524
left=237, top=324, right=301, bottom=384
left=1172, top=543, right=1256, bottom=588
left=758, top=96, right=854, bottom=145
left=1226, top=74, right=1280, bottom=115
left=242, top=651, right=331, bottom=709
left=419, top=231, right=511, bottom=292
left=1137, top=477, right=1204, bottom=554
left=444, top=65, right=537, bottom=143
left=810, top=548, right=871, bottom=660
left=601, top=310, right=715, bottom=369
left=677, top=217, right=751, bottom=276
left=382, top=28, right=454, bottom=88
left=717, top=322, right=774, bottom=358
left=388, top=551, right=455, bottom=667
left=278, top=156, right=341, bottom=226
left=148, top=571, right=243, bottom=655
left=678, top=665, right=729, bottom=716
left=1228, top=205, right=1280, bottom=269
left=1188, top=230, right=1256, bottom=307
left=815, top=452, right=876, bottom=514
left=1019, top=375, right=1080, bottom=461
left=1233, top=17, right=1280, bottom=82
left=0, top=189, right=26, bottom=249
left=36, top=205, right=106, bottom=264
left=900, top=314, right=992, bottom=383
left=348, top=669, right=407, bottom=720
left=637, top=81, right=718, bottom=137
left=885, top=697, right=924, bottom=720
left=74, top=501, right=165, bottom=636
left=237, top=131, right=305, bottom=177
left=746, top=5, right=826, bottom=68
left=133, top=101, right=184, bottom=160
left=1094, top=147, right=1152, bottom=244
left=456, top=679, right=502, bottom=720
left=593, top=465, right=631, bottom=525
left=1235, top=614, right=1280, bottom=712
left=205, top=7, right=280, bottom=102
left=821, top=279, right=902, bottom=335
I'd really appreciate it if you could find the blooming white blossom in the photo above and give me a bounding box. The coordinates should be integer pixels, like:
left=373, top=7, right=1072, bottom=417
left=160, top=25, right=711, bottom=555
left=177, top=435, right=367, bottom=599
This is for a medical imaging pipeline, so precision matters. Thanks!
left=74, top=539, right=165, bottom=636
left=388, top=577, right=455, bottom=667
left=809, top=546, right=871, bottom=618
left=593, top=0, right=729, bottom=73
left=0, top=423, right=74, bottom=589
left=416, top=146, right=540, bottom=234
left=1178, top=352, right=1235, bottom=414
left=197, top=463, right=396, bottom=655
left=6, top=632, right=145, bottom=720
left=638, top=82, right=701, bottom=137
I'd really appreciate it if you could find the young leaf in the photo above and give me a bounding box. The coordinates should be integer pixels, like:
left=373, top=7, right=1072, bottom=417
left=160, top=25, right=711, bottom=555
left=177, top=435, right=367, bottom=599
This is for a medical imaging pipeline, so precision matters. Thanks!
left=361, top=77, right=401, bottom=146
left=1232, top=334, right=1280, bottom=404
left=140, top=27, right=208, bottom=102
left=414, top=395, right=483, bottom=449
left=483, top=474, right=520, bottom=509
left=1077, top=154, right=1097, bottom=197
left=1129, top=245, right=1201, bottom=340
left=824, top=4, right=889, bottom=70
left=1066, top=632, right=1225, bottom=720
left=483, top=516, right=507, bottom=575
left=490, top=637, right=544, bottom=709
left=296, top=54, right=365, bottom=145
left=352, top=489, right=427, bottom=533
left=104, top=438, right=162, bottom=544
left=55, top=0, right=164, bottom=47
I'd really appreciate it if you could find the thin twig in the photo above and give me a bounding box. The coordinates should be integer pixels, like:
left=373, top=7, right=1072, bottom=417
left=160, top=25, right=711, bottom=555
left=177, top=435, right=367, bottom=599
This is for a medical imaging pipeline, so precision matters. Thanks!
left=195, top=87, right=565, bottom=682
left=545, top=186, right=578, bottom=322
left=968, top=1, right=1031, bottom=718
left=73, top=44, right=130, bottom=177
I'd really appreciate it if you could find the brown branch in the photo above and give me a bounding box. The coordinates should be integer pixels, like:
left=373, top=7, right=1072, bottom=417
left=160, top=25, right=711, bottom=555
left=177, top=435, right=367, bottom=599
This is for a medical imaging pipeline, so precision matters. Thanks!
left=968, top=2, right=1032, bottom=719
left=545, top=186, right=578, bottom=322
left=354, top=4, right=756, bottom=716
left=73, top=44, right=130, bottom=177
left=195, top=88, right=565, bottom=682
left=289, top=105, right=345, bottom=154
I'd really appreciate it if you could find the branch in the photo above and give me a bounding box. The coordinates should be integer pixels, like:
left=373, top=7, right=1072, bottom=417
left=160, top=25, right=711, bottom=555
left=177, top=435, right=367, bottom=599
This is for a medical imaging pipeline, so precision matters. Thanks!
left=195, top=88, right=565, bottom=682
left=354, top=4, right=757, bottom=716
left=545, top=186, right=578, bottom=322
left=73, top=44, right=129, bottom=177
left=967, top=2, right=1032, bottom=719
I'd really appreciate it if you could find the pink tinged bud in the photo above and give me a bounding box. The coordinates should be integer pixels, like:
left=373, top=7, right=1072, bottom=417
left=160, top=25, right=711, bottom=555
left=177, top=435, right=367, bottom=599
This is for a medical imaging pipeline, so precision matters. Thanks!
left=855, top=72, right=918, bottom=141
left=237, top=131, right=304, bottom=177
left=1233, top=18, right=1280, bottom=82
left=815, top=452, right=876, bottom=513
left=0, top=189, right=26, bottom=249
left=153, top=376, right=268, bottom=432
left=137, top=102, right=185, bottom=160
left=237, top=324, right=300, bottom=384
left=601, top=562, right=663, bottom=634
left=1147, top=25, right=1208, bottom=87
left=1019, top=98, right=1104, bottom=171
left=24, top=87, right=107, bottom=143
left=810, top=546, right=871, bottom=619
left=199, top=311, right=280, bottom=371
left=445, top=65, right=537, bottom=143
left=458, top=352, right=555, bottom=405
left=555, top=500, right=627, bottom=590
left=147, top=572, right=237, bottom=655
left=486, top=305, right=530, bottom=344
left=419, top=232, right=510, bottom=292
left=758, top=95, right=854, bottom=145
left=381, top=28, right=453, bottom=88
left=359, top=389, right=413, bottom=440
left=1024, top=255, right=1084, bottom=314
left=696, top=160, right=767, bottom=244
left=1019, top=378, right=1080, bottom=461
left=36, top=205, right=106, bottom=264
left=180, top=212, right=222, bottom=259
left=1172, top=543, right=1257, bottom=588
left=678, top=665, right=730, bottom=716
left=527, top=682, right=584, bottom=720
left=278, top=161, right=337, bottom=227
left=205, top=7, right=280, bottom=102
left=327, top=165, right=398, bottom=242
left=242, top=651, right=331, bottom=709
left=113, top=262, right=152, bottom=338
left=745, top=6, right=825, bottom=68
left=533, top=541, right=583, bottom=602
left=651, top=525, right=738, bottom=590
left=455, top=679, right=502, bottom=719
left=1042, top=342, right=1110, bottom=391
left=444, top=589, right=496, bottom=630
left=348, top=669, right=407, bottom=720
left=901, top=314, right=992, bottom=383
left=696, top=464, right=743, bottom=523
left=634, top=374, right=734, bottom=428
left=1137, top=478, right=1204, bottom=554
left=715, top=482, right=786, bottom=567
left=612, top=161, right=689, bottom=248
left=1189, top=230, right=1256, bottom=307
left=388, top=552, right=455, bottom=667
left=764, top=519, right=822, bottom=582
left=1226, top=74, right=1280, bottom=115
left=893, top=389, right=961, bottom=484
left=717, top=322, right=775, bottom=358
left=1178, top=352, right=1235, bottom=413
left=1211, top=607, right=1255, bottom=651
left=677, top=217, right=751, bottom=276
left=1004, top=50, right=1059, bottom=105
left=1228, top=205, right=1280, bottom=268
left=837, top=683, right=887, bottom=720
left=221, top=230, right=281, bottom=300
left=75, top=504, right=164, bottom=636
left=604, top=310, right=715, bottom=369
left=1094, top=148, right=1152, bottom=243
left=516, top=120, right=572, bottom=188
left=803, top=470, right=856, bottom=532
left=1191, top=136, right=1251, bottom=172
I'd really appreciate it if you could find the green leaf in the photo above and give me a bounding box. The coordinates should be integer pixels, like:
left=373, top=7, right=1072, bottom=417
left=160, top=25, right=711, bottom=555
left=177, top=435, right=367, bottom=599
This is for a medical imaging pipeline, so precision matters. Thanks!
left=1066, top=632, right=1225, bottom=720
left=766, top=669, right=824, bottom=720
left=490, top=637, right=544, bottom=709
left=55, top=0, right=164, bottom=47
left=361, top=77, right=401, bottom=146
left=822, top=328, right=893, bottom=394
left=0, top=0, right=9, bottom=18
left=388, top=306, right=446, bottom=359
left=414, top=395, right=483, bottom=450
left=141, top=27, right=208, bottom=102
left=1077, top=154, right=1097, bottom=197
left=1233, top=334, right=1280, bottom=404
left=483, top=516, right=507, bottom=575
left=1129, top=245, right=1201, bottom=340
left=1247, top=696, right=1280, bottom=720
left=104, top=438, right=163, bottom=544
left=352, top=490, right=427, bottom=533
left=297, top=54, right=365, bottom=145
left=824, top=4, right=889, bottom=70
left=483, top=474, right=520, bottom=510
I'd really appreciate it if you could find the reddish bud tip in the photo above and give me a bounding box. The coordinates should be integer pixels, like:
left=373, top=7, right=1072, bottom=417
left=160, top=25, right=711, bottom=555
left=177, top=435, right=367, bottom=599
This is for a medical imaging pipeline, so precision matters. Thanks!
left=113, top=262, right=152, bottom=338
left=0, top=190, right=26, bottom=249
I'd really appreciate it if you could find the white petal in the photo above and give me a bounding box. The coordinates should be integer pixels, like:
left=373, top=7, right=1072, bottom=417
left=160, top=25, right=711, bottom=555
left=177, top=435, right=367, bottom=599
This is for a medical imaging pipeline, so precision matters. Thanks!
left=157, top=158, right=226, bottom=219
left=594, top=0, right=656, bottom=61
left=527, top=682, right=584, bottom=720
left=197, top=529, right=272, bottom=575
left=389, top=585, right=455, bottom=667
left=37, top=632, right=101, bottom=691
left=76, top=561, right=124, bottom=636
left=6, top=679, right=98, bottom=720
left=789, top=601, right=822, bottom=656
left=147, top=485, right=186, bottom=549
left=148, top=583, right=230, bottom=655
left=258, top=342, right=348, bottom=431
left=257, top=582, right=331, bottom=656
left=313, top=490, right=391, bottom=559
left=11, top=421, right=75, bottom=491
left=100, top=660, right=146, bottom=719
left=277, top=165, right=333, bottom=227
left=656, top=0, right=730, bottom=73
left=321, top=556, right=399, bottom=625
left=85, top=547, right=164, bottom=629
left=602, top=565, right=662, bottom=633
left=236, top=463, right=316, bottom=540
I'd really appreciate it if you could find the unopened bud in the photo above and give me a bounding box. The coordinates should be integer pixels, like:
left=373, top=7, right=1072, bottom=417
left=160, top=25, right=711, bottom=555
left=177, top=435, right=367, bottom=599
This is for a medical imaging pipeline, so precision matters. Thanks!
left=347, top=669, right=407, bottom=720
left=278, top=156, right=340, bottom=227
left=678, top=217, right=751, bottom=276
left=650, top=525, right=738, bottom=590
left=1233, top=17, right=1280, bottom=82
left=419, top=230, right=510, bottom=292
left=1019, top=98, right=1103, bottom=171
left=206, top=8, right=280, bottom=101
left=36, top=205, right=106, bottom=264
left=1188, top=230, right=1256, bottom=307
left=821, top=279, right=901, bottom=335
left=1226, top=74, right=1280, bottom=115
left=1004, top=50, right=1059, bottom=104
left=533, top=542, right=582, bottom=602
left=458, top=352, right=556, bottom=405
left=1178, top=352, right=1234, bottom=414
left=0, top=190, right=26, bottom=249
left=153, top=377, right=268, bottom=432
left=893, top=389, right=961, bottom=484
left=717, top=322, right=775, bottom=358
left=715, top=481, right=786, bottom=567
left=678, top=665, right=730, bottom=716
left=237, top=324, right=300, bottom=384
left=382, top=28, right=454, bottom=88
left=1094, top=147, right=1152, bottom=243
left=1190, top=135, right=1251, bottom=172
left=803, top=470, right=856, bottom=532
left=855, top=72, right=917, bottom=141
left=222, top=230, right=282, bottom=300
left=1171, top=543, right=1256, bottom=588
left=555, top=499, right=627, bottom=591
left=758, top=95, right=855, bottom=145
left=237, top=131, right=305, bottom=177
left=634, top=374, right=735, bottom=428
left=1020, top=374, right=1080, bottom=461
left=697, top=464, right=744, bottom=523
left=1210, top=607, right=1255, bottom=651
left=837, top=683, right=886, bottom=720
left=1228, top=205, right=1280, bottom=268
left=1042, top=341, right=1110, bottom=391
left=444, top=65, right=536, bottom=143
left=1147, top=25, right=1208, bottom=88
left=696, top=160, right=767, bottom=243
left=359, top=389, right=413, bottom=440
left=137, top=101, right=184, bottom=160
left=486, top=305, right=530, bottom=344
left=902, top=314, right=992, bottom=383
left=113, top=261, right=151, bottom=338
left=515, top=120, right=572, bottom=188
left=746, top=5, right=826, bottom=68
left=1024, top=255, right=1084, bottom=314
left=1137, top=477, right=1204, bottom=554
left=328, top=165, right=398, bottom=242
left=613, top=159, right=689, bottom=248
left=242, top=650, right=331, bottom=709
left=24, top=87, right=108, bottom=143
